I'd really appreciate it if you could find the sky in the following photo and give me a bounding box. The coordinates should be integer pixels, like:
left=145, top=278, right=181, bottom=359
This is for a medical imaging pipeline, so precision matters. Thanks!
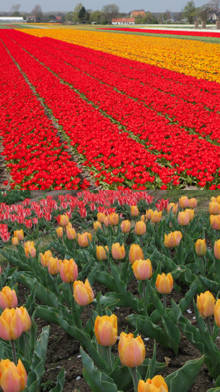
left=0, top=0, right=209, bottom=13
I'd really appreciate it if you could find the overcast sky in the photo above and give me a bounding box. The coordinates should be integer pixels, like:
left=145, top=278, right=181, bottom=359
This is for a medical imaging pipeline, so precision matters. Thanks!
left=0, top=0, right=209, bottom=13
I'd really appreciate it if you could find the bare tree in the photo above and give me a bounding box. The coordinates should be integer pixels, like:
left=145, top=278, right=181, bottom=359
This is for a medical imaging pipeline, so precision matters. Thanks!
left=102, top=3, right=119, bottom=23
left=10, top=3, right=21, bottom=16
left=31, top=4, right=43, bottom=21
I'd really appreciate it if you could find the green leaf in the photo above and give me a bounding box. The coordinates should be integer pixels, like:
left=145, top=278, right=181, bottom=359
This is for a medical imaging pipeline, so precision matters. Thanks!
left=166, top=356, right=205, bottom=392
left=49, top=369, right=65, bottom=392
left=80, top=347, right=119, bottom=392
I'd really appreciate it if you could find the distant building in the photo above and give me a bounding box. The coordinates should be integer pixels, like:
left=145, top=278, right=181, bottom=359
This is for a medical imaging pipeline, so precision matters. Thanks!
left=112, top=17, right=135, bottom=25
left=0, top=16, right=25, bottom=23
left=130, top=10, right=146, bottom=18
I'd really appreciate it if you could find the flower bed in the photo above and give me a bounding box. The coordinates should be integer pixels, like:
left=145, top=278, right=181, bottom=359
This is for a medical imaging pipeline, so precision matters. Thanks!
left=101, top=27, right=220, bottom=38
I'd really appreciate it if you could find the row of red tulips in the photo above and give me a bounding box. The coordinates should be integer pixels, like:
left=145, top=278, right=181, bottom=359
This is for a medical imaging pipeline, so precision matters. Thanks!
left=0, top=32, right=178, bottom=189
left=5, top=31, right=220, bottom=188
left=100, top=27, right=220, bottom=38
left=0, top=39, right=89, bottom=191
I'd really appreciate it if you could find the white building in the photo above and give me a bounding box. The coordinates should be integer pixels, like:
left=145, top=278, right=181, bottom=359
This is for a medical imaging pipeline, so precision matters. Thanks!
left=0, top=17, right=25, bottom=23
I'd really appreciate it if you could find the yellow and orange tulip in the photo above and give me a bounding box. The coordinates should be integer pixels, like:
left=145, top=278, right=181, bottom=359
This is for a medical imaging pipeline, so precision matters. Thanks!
left=0, top=287, right=18, bottom=310
left=197, top=291, right=216, bottom=318
left=73, top=279, right=94, bottom=306
left=59, top=258, right=78, bottom=283
left=111, top=243, right=125, bottom=260
left=156, top=273, right=173, bottom=294
left=118, top=332, right=146, bottom=368
left=129, top=244, right=144, bottom=264
left=0, top=359, right=27, bottom=392
left=138, top=375, right=168, bottom=392
left=94, top=314, right=118, bottom=346
left=132, top=259, right=153, bottom=280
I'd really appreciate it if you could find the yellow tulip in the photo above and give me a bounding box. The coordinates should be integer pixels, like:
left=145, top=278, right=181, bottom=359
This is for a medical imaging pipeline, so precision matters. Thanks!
left=195, top=239, right=207, bottom=256
left=164, top=231, right=182, bottom=248
left=111, top=243, right=125, bottom=260
left=130, top=205, right=139, bottom=217
left=132, top=259, right=153, bottom=280
left=14, top=230, right=24, bottom=241
left=210, top=215, right=220, bottom=230
left=0, top=359, right=27, bottom=392
left=93, top=221, right=102, bottom=231
left=129, top=244, right=144, bottom=264
left=177, top=211, right=190, bottom=226
left=0, top=287, right=18, bottom=309
left=121, top=220, right=131, bottom=233
left=56, top=226, right=63, bottom=238
left=214, top=239, right=220, bottom=259
left=39, top=250, right=53, bottom=267
left=73, top=279, right=94, bottom=306
left=138, top=375, right=168, bottom=392
left=209, top=202, right=220, bottom=215
left=214, top=299, right=220, bottom=328
left=77, top=232, right=92, bottom=247
left=59, top=259, right=78, bottom=283
left=167, top=202, right=178, bottom=214
left=156, top=273, right=173, bottom=294
left=96, top=245, right=108, bottom=261
left=135, top=221, right=146, bottom=235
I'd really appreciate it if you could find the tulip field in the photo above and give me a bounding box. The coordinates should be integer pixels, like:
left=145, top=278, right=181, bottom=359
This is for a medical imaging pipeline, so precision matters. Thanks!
left=0, top=26, right=220, bottom=189
left=1, top=189, right=220, bottom=391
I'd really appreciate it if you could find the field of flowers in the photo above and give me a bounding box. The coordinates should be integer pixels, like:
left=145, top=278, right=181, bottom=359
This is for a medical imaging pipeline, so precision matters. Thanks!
left=0, top=27, right=220, bottom=190
left=1, top=190, right=220, bottom=392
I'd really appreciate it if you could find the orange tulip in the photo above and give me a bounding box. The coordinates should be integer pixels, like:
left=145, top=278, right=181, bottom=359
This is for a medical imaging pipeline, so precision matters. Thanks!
left=66, top=226, right=76, bottom=240
left=195, top=239, right=207, bottom=256
left=77, top=232, right=92, bottom=247
left=138, top=375, right=168, bottom=392
left=121, top=220, right=131, bottom=233
left=118, top=332, right=146, bottom=368
left=210, top=215, right=220, bottom=230
left=14, top=230, right=24, bottom=241
left=47, top=257, right=61, bottom=275
left=93, top=221, right=102, bottom=231
left=164, top=231, right=182, bottom=248
left=197, top=291, right=215, bottom=318
left=0, top=359, right=27, bottom=392
left=111, top=243, right=125, bottom=260
left=96, top=245, right=108, bottom=261
left=150, top=210, right=162, bottom=224
left=56, top=226, right=63, bottom=238
left=132, top=259, right=153, bottom=280
left=24, top=241, right=36, bottom=258
left=167, top=202, right=178, bottom=214
left=0, top=307, right=31, bottom=341
left=0, top=287, right=18, bottom=310
left=73, top=279, right=94, bottom=306
left=130, top=205, right=139, bottom=217
left=97, top=212, right=106, bottom=223
left=214, top=239, right=220, bottom=259
left=39, top=250, right=53, bottom=267
left=59, top=259, right=78, bottom=283
left=179, top=196, right=189, bottom=208
left=94, top=314, right=118, bottom=346
left=12, top=237, right=19, bottom=246
left=108, top=213, right=119, bottom=226
left=156, top=273, right=173, bottom=294
left=185, top=209, right=194, bottom=221
left=177, top=211, right=190, bottom=226
left=57, top=214, right=69, bottom=227
left=214, top=299, right=220, bottom=328
left=135, top=221, right=146, bottom=235
left=188, top=198, right=197, bottom=208
left=129, top=244, right=144, bottom=264
left=209, top=202, right=220, bottom=215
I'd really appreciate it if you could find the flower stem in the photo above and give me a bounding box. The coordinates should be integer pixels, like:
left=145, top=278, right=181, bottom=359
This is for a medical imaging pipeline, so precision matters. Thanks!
left=128, top=367, right=139, bottom=392
left=163, top=295, right=167, bottom=309
left=11, top=340, right=17, bottom=364
left=107, top=346, right=112, bottom=371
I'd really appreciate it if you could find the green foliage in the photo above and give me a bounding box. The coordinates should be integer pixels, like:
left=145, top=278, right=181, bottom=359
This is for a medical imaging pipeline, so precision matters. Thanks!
left=0, top=190, right=31, bottom=205
left=166, top=356, right=205, bottom=392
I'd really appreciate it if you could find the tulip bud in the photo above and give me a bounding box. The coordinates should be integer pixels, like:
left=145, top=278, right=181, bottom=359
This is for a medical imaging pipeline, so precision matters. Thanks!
left=138, top=375, right=168, bottom=392
left=132, top=259, right=153, bottom=280
left=57, top=214, right=69, bottom=227
left=156, top=273, right=173, bottom=294
left=195, top=239, right=207, bottom=256
left=167, top=202, right=178, bottom=214
left=97, top=212, right=106, bottom=223
left=121, top=220, right=131, bottom=233
left=214, top=239, right=220, bottom=259
left=59, top=259, right=78, bottom=283
left=214, top=299, right=220, bottom=328
left=0, top=359, right=27, bottom=392
left=150, top=210, right=162, bottom=223
left=96, top=245, right=108, bottom=261
left=39, top=250, right=53, bottom=267
left=179, top=196, right=189, bottom=208
left=108, top=213, right=119, bottom=226
left=118, top=332, right=146, bottom=368
left=56, top=226, right=63, bottom=238
left=135, top=221, right=146, bottom=235
left=47, top=257, right=61, bottom=275
left=209, top=202, right=220, bottom=215
left=188, top=198, right=197, bottom=208
left=0, top=287, right=18, bottom=310
left=12, top=237, right=19, bottom=246
left=93, top=221, right=102, bottom=231
left=210, top=215, right=220, bottom=230
left=94, top=314, right=118, bottom=346
left=73, top=279, right=94, bottom=306
left=14, top=230, right=24, bottom=241
left=24, top=241, right=36, bottom=258
left=177, top=211, right=190, bottom=226
left=77, top=232, right=92, bottom=247
left=129, top=244, right=144, bottom=264
left=111, top=243, right=125, bottom=260
left=66, top=226, right=76, bottom=240
left=130, top=205, right=139, bottom=217
left=197, top=291, right=215, bottom=318
left=164, top=231, right=182, bottom=248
